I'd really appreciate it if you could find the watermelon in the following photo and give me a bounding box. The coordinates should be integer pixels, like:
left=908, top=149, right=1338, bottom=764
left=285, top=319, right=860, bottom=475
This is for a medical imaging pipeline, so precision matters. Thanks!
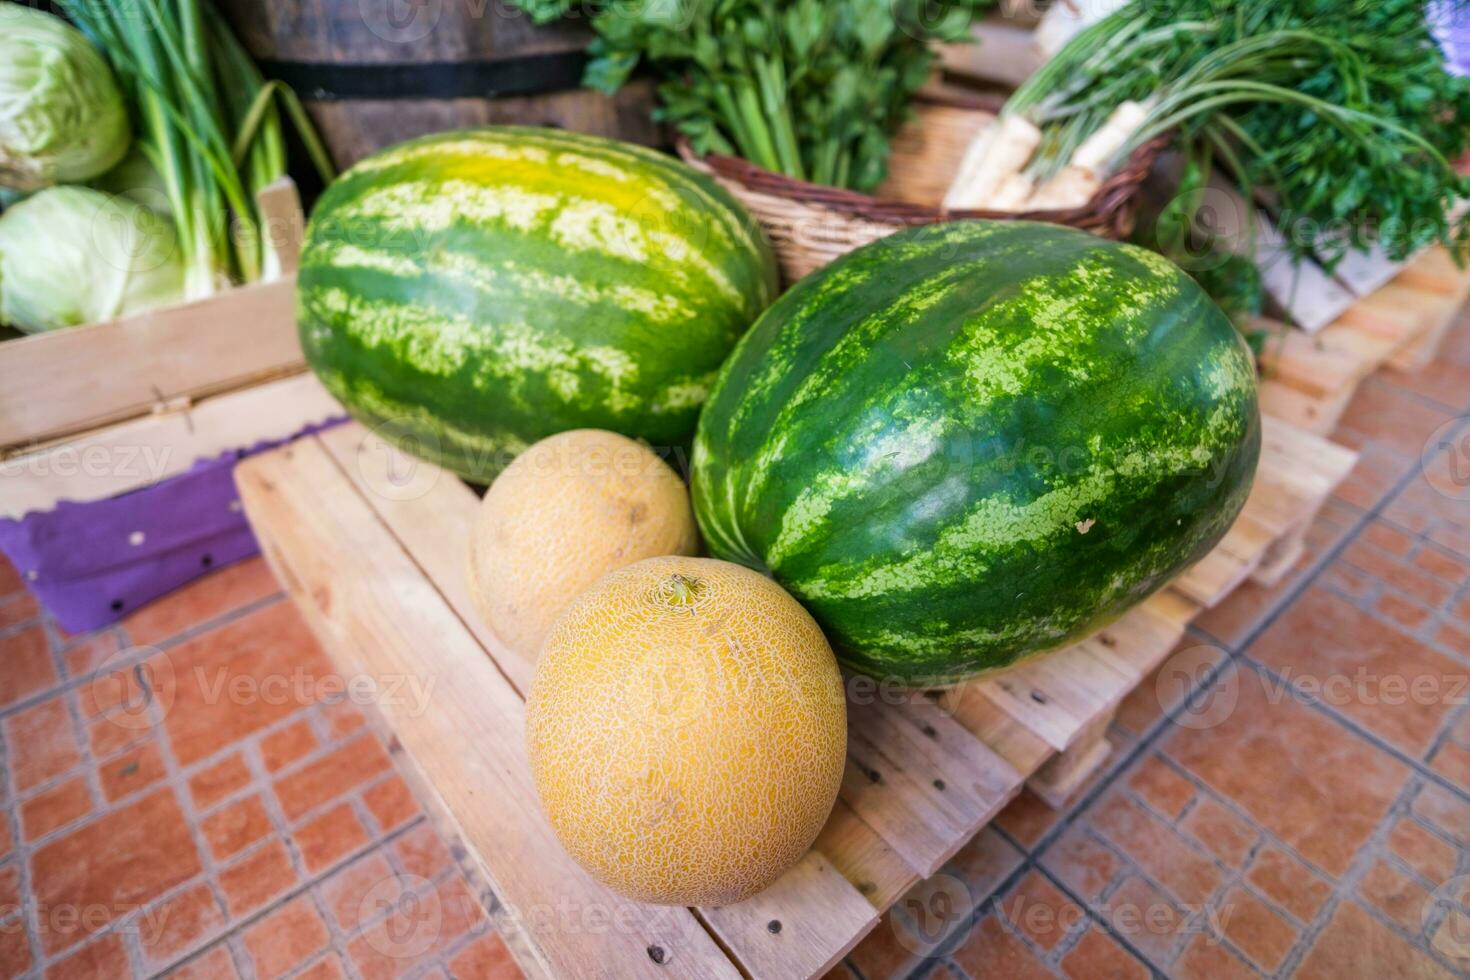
left=297, top=127, right=778, bottom=481
left=691, top=221, right=1260, bottom=684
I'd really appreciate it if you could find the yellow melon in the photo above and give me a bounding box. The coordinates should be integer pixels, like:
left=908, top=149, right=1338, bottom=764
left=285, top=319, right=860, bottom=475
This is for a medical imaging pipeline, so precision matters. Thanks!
left=467, top=429, right=698, bottom=660
left=525, top=555, right=847, bottom=907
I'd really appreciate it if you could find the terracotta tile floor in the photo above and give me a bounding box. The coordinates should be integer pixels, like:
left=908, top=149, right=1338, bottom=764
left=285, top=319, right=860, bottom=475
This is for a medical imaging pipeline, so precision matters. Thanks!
left=0, top=561, right=522, bottom=978
left=2, top=311, right=1470, bottom=979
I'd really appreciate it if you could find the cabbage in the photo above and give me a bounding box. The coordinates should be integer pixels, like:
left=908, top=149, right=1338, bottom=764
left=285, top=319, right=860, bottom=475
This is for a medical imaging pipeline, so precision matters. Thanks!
left=91, top=147, right=173, bottom=217
left=0, top=186, right=185, bottom=332
left=0, top=3, right=131, bottom=191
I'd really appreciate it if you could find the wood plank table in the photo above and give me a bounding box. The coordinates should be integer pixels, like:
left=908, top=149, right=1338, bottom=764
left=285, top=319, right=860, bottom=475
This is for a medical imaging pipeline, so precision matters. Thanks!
left=237, top=414, right=1354, bottom=978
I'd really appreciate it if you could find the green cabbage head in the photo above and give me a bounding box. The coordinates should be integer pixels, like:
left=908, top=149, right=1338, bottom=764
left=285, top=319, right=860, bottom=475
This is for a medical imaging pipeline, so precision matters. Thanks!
left=0, top=3, right=131, bottom=190
left=0, top=186, right=185, bottom=332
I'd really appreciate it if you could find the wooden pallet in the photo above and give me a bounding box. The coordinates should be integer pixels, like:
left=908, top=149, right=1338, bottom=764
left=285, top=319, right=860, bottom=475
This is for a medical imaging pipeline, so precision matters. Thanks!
left=1257, top=245, right=1470, bottom=435
left=236, top=410, right=1354, bottom=980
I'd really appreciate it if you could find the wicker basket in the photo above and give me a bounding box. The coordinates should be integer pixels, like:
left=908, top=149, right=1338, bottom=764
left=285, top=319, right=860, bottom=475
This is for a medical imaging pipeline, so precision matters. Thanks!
left=678, top=92, right=1166, bottom=283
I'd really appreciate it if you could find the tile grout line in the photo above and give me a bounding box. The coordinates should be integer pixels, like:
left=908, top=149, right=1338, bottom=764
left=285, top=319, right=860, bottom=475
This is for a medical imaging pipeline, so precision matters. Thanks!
left=1093, top=782, right=1297, bottom=968
left=156, top=657, right=270, bottom=980
left=1270, top=769, right=1470, bottom=980
left=1235, top=657, right=1470, bottom=806
left=44, top=612, right=252, bottom=976
left=981, top=412, right=1470, bottom=978
left=162, top=812, right=434, bottom=979
left=1036, top=409, right=1470, bottom=856
left=913, top=650, right=1253, bottom=972
left=181, top=698, right=419, bottom=980
left=1029, top=860, right=1189, bottom=974
left=1267, top=776, right=1417, bottom=979
left=0, top=591, right=288, bottom=729
left=912, top=486, right=1380, bottom=978
left=8, top=383, right=1469, bottom=977
left=3, top=610, right=127, bottom=974
left=0, top=594, right=481, bottom=979
left=1369, top=371, right=1465, bottom=417
left=1025, top=768, right=1291, bottom=975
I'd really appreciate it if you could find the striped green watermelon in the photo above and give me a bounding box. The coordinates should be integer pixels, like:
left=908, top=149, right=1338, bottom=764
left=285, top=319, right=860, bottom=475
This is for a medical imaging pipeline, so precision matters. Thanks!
left=692, top=221, right=1260, bottom=684
left=297, top=127, right=778, bottom=481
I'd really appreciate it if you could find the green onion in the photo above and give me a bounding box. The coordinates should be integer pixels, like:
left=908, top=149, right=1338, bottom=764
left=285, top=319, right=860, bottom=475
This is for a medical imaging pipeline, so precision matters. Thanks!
left=56, top=0, right=334, bottom=297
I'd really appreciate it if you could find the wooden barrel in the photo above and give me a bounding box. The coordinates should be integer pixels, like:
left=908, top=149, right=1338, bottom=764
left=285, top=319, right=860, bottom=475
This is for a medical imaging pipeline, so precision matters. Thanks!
left=217, top=0, right=660, bottom=170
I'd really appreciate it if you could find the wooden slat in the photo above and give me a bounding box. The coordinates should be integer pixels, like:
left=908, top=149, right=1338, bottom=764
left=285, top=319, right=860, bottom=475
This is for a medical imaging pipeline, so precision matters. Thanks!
left=812, top=801, right=915, bottom=911
left=1385, top=250, right=1470, bottom=371
left=1316, top=320, right=1400, bottom=368
left=236, top=437, right=740, bottom=980
left=1389, top=316, right=1457, bottom=372
left=1393, top=246, right=1464, bottom=295
left=315, top=424, right=536, bottom=694
left=1262, top=416, right=1359, bottom=495
left=1215, top=514, right=1280, bottom=564
left=841, top=729, right=976, bottom=878
left=990, top=646, right=1132, bottom=747
left=699, top=852, right=879, bottom=980
left=1, top=372, right=342, bottom=519
left=321, top=422, right=1019, bottom=968
left=234, top=391, right=1366, bottom=976
left=1250, top=530, right=1308, bottom=589
left=1336, top=286, right=1433, bottom=348
left=0, top=277, right=304, bottom=452
left=1088, top=606, right=1191, bottom=678
left=1171, top=547, right=1252, bottom=607
left=887, top=698, right=1021, bottom=809
left=1027, top=708, right=1116, bottom=803
left=847, top=698, right=1018, bottom=830
left=1257, top=379, right=1345, bottom=435
left=977, top=653, right=1096, bottom=753
left=1255, top=320, right=1363, bottom=397
left=940, top=685, right=1054, bottom=776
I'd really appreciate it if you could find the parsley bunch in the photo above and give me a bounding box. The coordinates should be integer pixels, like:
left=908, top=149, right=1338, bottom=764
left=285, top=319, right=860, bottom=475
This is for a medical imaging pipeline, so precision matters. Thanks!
left=513, top=0, right=991, bottom=192
left=1011, top=0, right=1470, bottom=267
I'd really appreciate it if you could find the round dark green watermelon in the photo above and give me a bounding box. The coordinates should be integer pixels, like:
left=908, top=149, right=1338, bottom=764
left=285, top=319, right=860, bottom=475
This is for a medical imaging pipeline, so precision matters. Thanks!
left=691, top=221, right=1260, bottom=684
left=297, top=127, right=778, bottom=481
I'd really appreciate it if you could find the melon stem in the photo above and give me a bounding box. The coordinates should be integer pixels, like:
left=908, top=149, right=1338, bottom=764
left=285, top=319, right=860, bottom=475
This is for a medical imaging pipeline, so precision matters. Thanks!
left=668, top=576, right=699, bottom=604
left=661, top=575, right=704, bottom=608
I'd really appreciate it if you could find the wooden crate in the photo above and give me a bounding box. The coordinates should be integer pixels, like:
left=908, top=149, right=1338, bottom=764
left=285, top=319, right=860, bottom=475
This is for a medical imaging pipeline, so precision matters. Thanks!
left=1257, top=245, right=1470, bottom=435
left=0, top=179, right=308, bottom=455
left=0, top=179, right=345, bottom=520
left=235, top=414, right=1355, bottom=980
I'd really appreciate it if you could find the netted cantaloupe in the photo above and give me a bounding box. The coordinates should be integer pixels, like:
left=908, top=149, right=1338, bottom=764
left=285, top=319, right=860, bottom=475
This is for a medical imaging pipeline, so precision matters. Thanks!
left=467, top=429, right=698, bottom=660
left=526, top=555, right=846, bottom=907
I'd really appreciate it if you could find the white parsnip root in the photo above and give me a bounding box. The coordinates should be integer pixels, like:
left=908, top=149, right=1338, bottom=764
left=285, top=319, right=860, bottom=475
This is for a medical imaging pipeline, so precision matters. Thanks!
left=1024, top=167, right=1102, bottom=210
left=1071, top=100, right=1149, bottom=172
left=944, top=120, right=995, bottom=202
left=943, top=114, right=1040, bottom=210
left=989, top=174, right=1035, bottom=211
left=943, top=98, right=1150, bottom=213
left=1033, top=0, right=1130, bottom=59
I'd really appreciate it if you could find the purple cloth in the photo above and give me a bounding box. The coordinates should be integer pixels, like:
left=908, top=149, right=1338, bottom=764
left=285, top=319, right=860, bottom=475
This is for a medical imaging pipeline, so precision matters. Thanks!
left=0, top=418, right=344, bottom=635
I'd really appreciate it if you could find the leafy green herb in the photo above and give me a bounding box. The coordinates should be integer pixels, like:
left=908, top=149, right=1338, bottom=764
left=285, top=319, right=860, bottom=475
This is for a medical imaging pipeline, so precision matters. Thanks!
left=1008, top=0, right=1470, bottom=267
left=511, top=0, right=991, bottom=191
